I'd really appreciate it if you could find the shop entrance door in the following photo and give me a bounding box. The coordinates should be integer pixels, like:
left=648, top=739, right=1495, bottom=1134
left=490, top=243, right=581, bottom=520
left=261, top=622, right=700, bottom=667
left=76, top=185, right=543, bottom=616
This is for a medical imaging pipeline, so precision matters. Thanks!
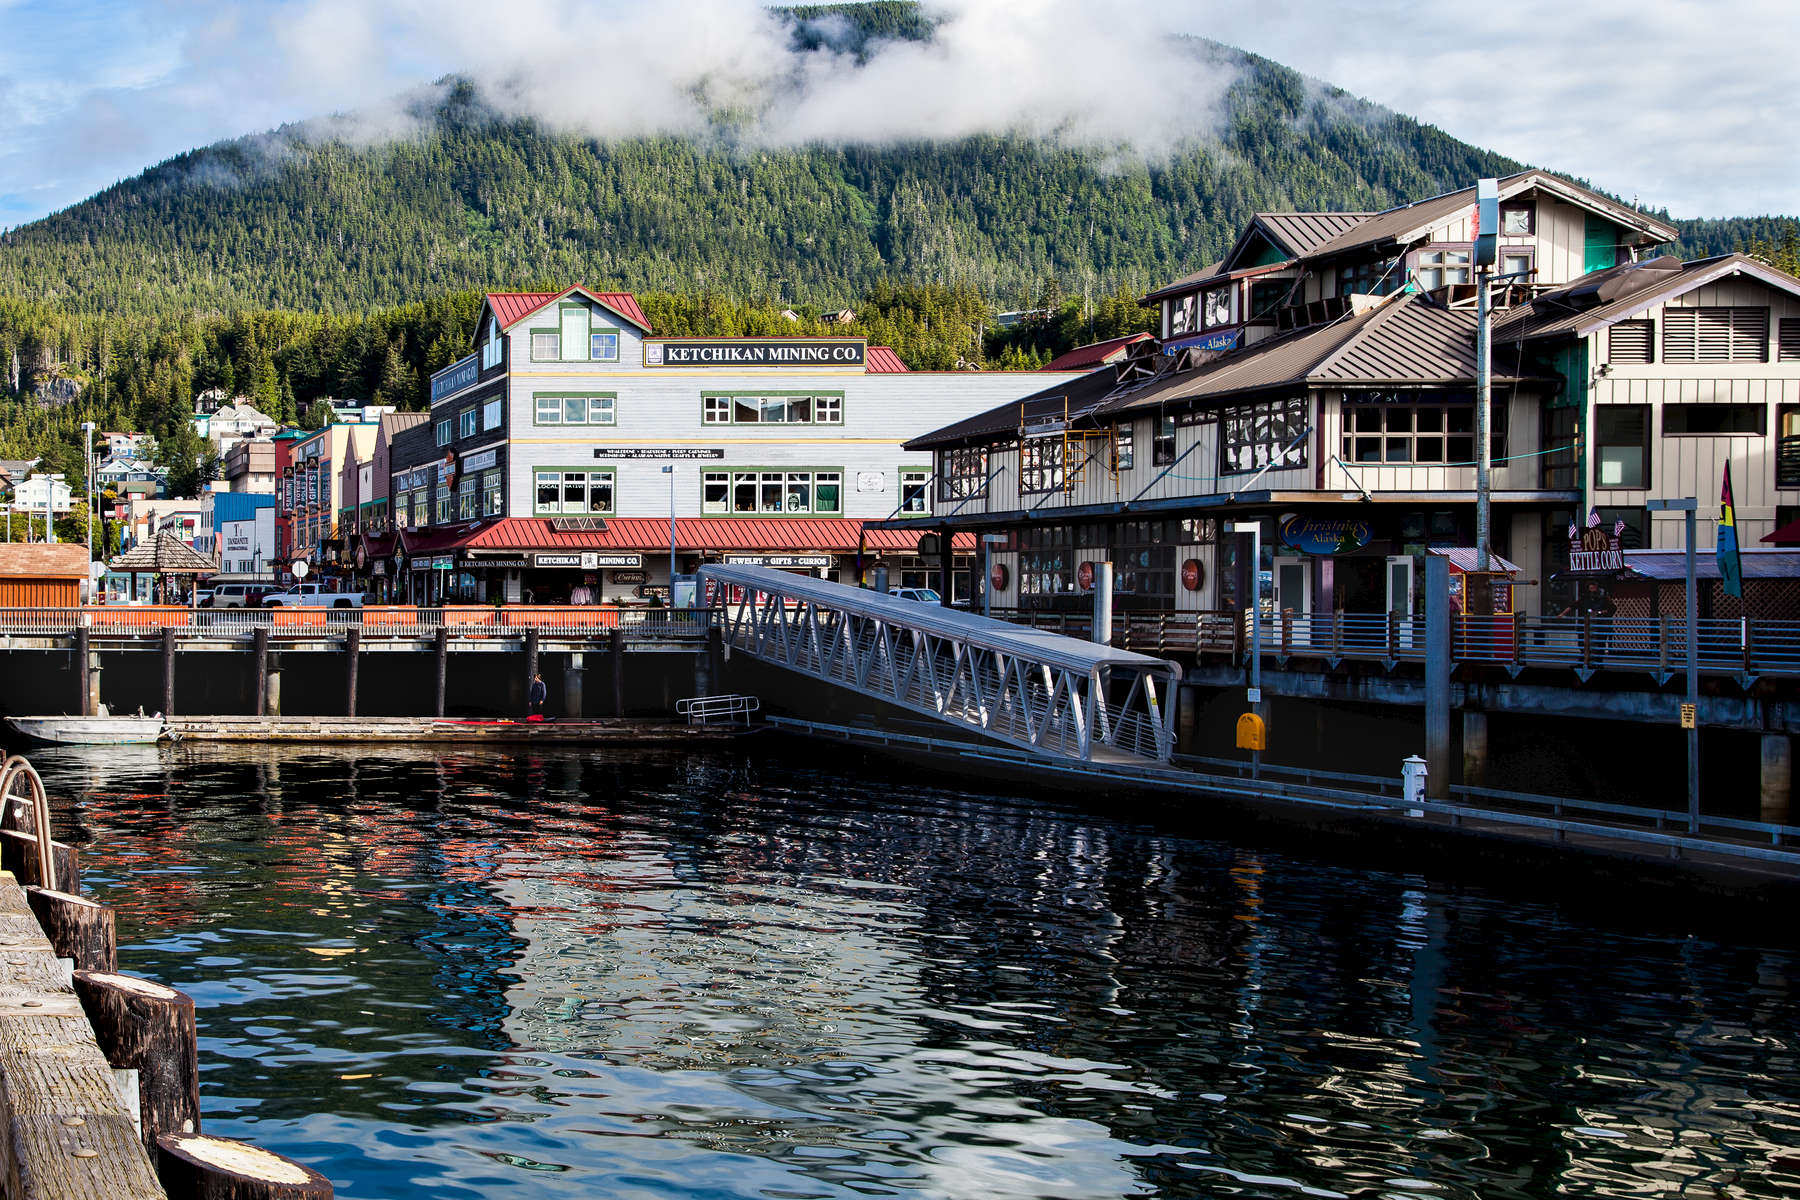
left=1386, top=555, right=1415, bottom=648
left=1272, top=556, right=1312, bottom=648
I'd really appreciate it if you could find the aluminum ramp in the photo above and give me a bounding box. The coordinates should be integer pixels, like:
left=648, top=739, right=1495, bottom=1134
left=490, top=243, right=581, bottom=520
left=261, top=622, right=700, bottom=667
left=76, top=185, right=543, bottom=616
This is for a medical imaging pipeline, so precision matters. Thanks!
left=700, top=565, right=1182, bottom=764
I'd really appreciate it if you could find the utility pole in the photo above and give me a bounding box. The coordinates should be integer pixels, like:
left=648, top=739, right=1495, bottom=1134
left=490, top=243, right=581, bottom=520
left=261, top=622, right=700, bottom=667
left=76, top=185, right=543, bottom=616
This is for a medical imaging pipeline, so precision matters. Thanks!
left=1472, top=178, right=1499, bottom=573
left=1648, top=497, right=1700, bottom=830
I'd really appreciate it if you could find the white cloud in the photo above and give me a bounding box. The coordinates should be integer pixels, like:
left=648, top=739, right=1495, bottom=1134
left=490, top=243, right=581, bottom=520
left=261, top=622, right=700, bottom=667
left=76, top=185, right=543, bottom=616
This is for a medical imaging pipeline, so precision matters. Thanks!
left=0, top=0, right=1793, bottom=231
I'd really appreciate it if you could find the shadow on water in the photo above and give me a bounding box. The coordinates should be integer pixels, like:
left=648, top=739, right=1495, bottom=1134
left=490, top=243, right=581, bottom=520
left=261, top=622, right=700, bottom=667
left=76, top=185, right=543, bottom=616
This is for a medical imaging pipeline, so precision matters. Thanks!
left=12, top=739, right=1800, bottom=1200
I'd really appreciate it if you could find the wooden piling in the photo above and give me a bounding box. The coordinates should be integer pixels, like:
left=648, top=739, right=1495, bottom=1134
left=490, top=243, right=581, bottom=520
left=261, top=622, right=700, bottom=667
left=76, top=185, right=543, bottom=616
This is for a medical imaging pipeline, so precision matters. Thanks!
left=610, top=629, right=626, bottom=717
left=72, top=971, right=201, bottom=1156
left=343, top=629, right=360, bottom=718
left=253, top=628, right=269, bottom=718
left=76, top=625, right=93, bottom=717
left=0, top=831, right=78, bottom=895
left=25, top=888, right=116, bottom=973
left=433, top=628, right=448, bottom=718
left=156, top=1133, right=331, bottom=1199
left=160, top=628, right=176, bottom=718
left=524, top=628, right=540, bottom=709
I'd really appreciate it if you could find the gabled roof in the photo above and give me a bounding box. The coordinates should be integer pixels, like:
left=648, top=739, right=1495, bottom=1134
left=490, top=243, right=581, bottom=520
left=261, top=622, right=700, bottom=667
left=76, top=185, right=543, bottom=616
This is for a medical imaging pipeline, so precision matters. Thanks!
left=865, top=346, right=910, bottom=373
left=1043, top=333, right=1153, bottom=372
left=1496, top=253, right=1800, bottom=342
left=0, top=543, right=89, bottom=579
left=1254, top=212, right=1375, bottom=259
left=112, top=531, right=216, bottom=574
left=905, top=365, right=1126, bottom=451
left=484, top=287, right=652, bottom=335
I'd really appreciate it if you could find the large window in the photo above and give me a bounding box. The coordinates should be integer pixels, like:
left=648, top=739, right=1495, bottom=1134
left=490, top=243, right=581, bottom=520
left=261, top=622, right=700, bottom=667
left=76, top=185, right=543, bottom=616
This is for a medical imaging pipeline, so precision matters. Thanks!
left=1500, top=202, right=1535, bottom=235
left=531, top=332, right=560, bottom=362
left=1341, top=391, right=1506, bottom=465
left=900, top=468, right=930, bottom=514
left=1019, top=438, right=1064, bottom=494
left=481, top=318, right=503, bottom=369
left=701, top=393, right=843, bottom=425
left=1414, top=247, right=1472, bottom=290
left=1663, top=405, right=1764, bottom=435
left=590, top=330, right=620, bottom=362
left=1248, top=280, right=1290, bottom=321
left=1597, top=506, right=1648, bottom=551
left=1781, top=406, right=1800, bottom=488
left=457, top=407, right=477, bottom=439
left=560, top=307, right=588, bottom=362
left=1337, top=259, right=1401, bottom=298
left=455, top=473, right=479, bottom=520
left=534, top=468, right=615, bottom=515
left=1168, top=293, right=1196, bottom=336
left=1017, top=526, right=1074, bottom=599
left=435, top=477, right=451, bottom=524
left=1221, top=396, right=1309, bottom=474
left=481, top=469, right=503, bottom=516
left=1663, top=307, right=1769, bottom=362
left=1113, top=425, right=1134, bottom=471
left=1152, top=417, right=1176, bottom=466
left=939, top=447, right=988, bottom=501
left=1203, top=285, right=1236, bottom=329
left=434, top=420, right=452, bottom=447
left=483, top=398, right=503, bottom=430
left=1595, top=406, right=1650, bottom=488
left=702, top=469, right=842, bottom=515
left=534, top=395, right=616, bottom=426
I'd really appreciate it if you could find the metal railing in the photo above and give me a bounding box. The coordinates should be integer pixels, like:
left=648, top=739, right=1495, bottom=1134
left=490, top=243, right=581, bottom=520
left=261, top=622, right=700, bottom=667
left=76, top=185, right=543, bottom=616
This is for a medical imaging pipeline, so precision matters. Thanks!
left=675, top=694, right=760, bottom=725
left=0, top=606, right=716, bottom=644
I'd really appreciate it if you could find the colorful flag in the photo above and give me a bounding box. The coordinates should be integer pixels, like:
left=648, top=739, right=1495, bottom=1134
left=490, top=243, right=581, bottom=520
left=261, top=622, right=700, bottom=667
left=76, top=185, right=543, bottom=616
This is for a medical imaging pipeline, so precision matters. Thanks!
left=1718, top=462, right=1743, bottom=598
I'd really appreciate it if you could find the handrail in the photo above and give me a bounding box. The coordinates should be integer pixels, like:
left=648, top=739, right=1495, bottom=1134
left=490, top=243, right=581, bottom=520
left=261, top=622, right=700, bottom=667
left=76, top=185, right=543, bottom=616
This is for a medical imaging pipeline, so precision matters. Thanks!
left=0, top=606, right=717, bottom=643
left=0, top=755, right=56, bottom=890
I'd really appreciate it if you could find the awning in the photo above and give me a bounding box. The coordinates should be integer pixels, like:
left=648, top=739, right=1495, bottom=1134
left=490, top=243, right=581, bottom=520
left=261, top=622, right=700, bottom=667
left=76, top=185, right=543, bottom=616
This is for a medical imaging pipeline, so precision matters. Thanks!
left=394, top=517, right=976, bottom=558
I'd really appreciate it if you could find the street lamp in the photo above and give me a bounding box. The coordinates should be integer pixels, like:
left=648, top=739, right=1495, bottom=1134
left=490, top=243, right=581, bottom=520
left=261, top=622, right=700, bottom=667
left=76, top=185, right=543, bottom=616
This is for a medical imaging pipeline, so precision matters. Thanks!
left=81, top=422, right=95, bottom=569
left=661, top=464, right=676, bottom=599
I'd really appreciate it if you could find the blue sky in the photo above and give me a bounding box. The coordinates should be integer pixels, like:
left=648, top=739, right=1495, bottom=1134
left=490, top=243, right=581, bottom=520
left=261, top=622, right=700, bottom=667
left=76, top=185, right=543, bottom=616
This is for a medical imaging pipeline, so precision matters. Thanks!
left=0, top=0, right=1794, bottom=231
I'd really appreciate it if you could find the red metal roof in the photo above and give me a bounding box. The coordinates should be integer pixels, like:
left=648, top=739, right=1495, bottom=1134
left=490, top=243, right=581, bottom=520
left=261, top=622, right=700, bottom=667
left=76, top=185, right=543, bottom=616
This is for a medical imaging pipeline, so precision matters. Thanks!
left=864, top=346, right=910, bottom=373
left=485, top=288, right=652, bottom=334
left=396, top=518, right=973, bottom=555
left=1042, top=333, right=1152, bottom=373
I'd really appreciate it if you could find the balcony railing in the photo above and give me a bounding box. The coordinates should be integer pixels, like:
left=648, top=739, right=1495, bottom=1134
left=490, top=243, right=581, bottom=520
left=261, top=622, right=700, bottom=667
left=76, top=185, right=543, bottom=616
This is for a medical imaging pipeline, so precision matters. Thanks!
left=0, top=606, right=716, bottom=644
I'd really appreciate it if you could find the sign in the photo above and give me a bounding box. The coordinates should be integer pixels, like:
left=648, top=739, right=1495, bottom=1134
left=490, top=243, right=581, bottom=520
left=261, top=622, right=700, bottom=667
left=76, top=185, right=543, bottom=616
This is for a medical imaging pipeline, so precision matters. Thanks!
left=723, top=554, right=834, bottom=568
left=917, top=533, right=941, bottom=558
left=1164, top=329, right=1242, bottom=356
left=1680, top=703, right=1697, bottom=729
left=856, top=471, right=885, bottom=492
left=1567, top=510, right=1625, bottom=575
left=1246, top=687, right=1262, bottom=704
left=1078, top=561, right=1095, bottom=590
left=593, top=447, right=724, bottom=460
left=612, top=570, right=646, bottom=584
left=637, top=584, right=671, bottom=601
left=644, top=339, right=866, bottom=368
left=462, top=448, right=498, bottom=473
left=1279, top=515, right=1374, bottom=556
left=534, top=553, right=582, bottom=568
left=431, top=354, right=480, bottom=402
left=584, top=553, right=642, bottom=569
left=439, top=451, right=458, bottom=486
left=989, top=562, right=1009, bottom=590
left=1181, top=559, right=1205, bottom=591
left=429, top=556, right=455, bottom=570
left=467, top=556, right=529, bottom=569
left=291, top=560, right=310, bottom=579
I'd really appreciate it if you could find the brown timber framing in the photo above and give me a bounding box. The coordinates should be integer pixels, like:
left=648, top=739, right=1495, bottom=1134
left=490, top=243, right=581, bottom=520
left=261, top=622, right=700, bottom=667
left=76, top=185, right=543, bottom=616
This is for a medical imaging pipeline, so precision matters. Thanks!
left=0, top=868, right=166, bottom=1199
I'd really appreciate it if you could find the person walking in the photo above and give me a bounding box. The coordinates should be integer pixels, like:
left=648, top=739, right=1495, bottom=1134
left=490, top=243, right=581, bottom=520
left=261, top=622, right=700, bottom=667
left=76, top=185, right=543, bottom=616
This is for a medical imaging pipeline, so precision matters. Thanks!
left=528, top=672, right=548, bottom=721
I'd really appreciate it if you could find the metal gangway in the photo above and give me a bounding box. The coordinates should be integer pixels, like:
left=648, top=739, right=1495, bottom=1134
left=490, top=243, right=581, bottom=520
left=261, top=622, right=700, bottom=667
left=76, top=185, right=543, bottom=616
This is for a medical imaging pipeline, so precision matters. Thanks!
left=699, top=565, right=1182, bottom=764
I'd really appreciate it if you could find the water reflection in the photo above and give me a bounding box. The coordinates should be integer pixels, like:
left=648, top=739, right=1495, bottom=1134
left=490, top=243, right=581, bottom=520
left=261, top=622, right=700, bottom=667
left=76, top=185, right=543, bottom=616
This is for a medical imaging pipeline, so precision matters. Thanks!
left=20, top=742, right=1800, bottom=1199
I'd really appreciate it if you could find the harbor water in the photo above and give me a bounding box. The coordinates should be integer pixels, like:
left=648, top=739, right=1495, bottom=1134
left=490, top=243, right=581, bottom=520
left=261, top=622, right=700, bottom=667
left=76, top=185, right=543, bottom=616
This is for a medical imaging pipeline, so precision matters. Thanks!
left=22, top=742, right=1800, bottom=1199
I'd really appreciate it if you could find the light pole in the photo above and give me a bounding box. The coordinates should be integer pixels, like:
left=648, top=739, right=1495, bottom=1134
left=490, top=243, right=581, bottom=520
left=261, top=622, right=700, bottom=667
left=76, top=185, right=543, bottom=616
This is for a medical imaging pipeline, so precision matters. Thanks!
left=1230, top=520, right=1263, bottom=777
left=1648, top=496, right=1699, bottom=830
left=82, top=422, right=95, bottom=568
left=1472, top=178, right=1500, bottom=574
left=661, top=464, right=677, bottom=599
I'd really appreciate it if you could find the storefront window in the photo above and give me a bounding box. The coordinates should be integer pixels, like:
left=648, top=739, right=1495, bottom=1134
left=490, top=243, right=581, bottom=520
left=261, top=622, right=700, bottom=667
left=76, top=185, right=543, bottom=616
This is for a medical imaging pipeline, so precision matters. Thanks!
left=1220, top=396, right=1308, bottom=474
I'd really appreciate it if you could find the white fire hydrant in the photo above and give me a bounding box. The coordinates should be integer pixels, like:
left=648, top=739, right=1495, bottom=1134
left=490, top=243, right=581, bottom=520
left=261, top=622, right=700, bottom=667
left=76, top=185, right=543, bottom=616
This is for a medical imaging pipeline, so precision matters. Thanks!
left=1401, top=755, right=1428, bottom=816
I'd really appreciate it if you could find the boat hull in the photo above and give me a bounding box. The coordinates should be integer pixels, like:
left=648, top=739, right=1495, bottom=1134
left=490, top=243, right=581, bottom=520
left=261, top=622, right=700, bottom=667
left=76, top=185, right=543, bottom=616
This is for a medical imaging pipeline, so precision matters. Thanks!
left=5, top=717, right=167, bottom=745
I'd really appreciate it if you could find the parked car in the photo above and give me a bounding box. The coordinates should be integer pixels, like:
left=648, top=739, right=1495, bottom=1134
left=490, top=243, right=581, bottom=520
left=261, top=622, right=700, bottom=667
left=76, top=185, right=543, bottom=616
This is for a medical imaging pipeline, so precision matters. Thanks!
left=204, top=583, right=276, bottom=608
left=889, top=587, right=942, bottom=604
left=262, top=583, right=366, bottom=608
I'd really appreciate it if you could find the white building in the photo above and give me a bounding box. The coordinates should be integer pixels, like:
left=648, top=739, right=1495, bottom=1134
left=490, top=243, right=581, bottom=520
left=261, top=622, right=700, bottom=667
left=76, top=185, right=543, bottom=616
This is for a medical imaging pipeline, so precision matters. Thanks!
left=9, top=475, right=72, bottom=515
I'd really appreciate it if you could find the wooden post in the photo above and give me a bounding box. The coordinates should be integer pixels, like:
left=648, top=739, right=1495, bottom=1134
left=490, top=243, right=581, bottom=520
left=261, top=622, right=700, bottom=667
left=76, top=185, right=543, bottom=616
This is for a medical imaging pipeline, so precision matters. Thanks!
left=610, top=628, right=626, bottom=717
left=0, top=830, right=78, bottom=894
left=1581, top=609, right=1594, bottom=670
left=25, top=887, right=116, bottom=973
left=524, top=628, right=540, bottom=706
left=706, top=625, right=724, bottom=697
left=254, top=628, right=269, bottom=718
left=161, top=627, right=177, bottom=717
left=156, top=1132, right=333, bottom=1199
left=73, top=970, right=201, bottom=1154
left=343, top=628, right=360, bottom=718
left=434, top=627, right=448, bottom=718
left=75, top=625, right=93, bottom=716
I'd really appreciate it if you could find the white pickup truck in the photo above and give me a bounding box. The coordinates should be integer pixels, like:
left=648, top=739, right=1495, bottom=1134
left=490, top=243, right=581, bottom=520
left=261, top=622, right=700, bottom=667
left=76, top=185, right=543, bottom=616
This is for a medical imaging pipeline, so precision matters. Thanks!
left=261, top=583, right=366, bottom=609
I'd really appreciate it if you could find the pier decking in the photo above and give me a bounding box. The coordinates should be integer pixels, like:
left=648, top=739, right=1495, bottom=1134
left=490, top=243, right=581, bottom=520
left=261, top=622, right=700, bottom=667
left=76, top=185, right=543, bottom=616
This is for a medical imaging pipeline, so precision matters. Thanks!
left=162, top=716, right=755, bottom=743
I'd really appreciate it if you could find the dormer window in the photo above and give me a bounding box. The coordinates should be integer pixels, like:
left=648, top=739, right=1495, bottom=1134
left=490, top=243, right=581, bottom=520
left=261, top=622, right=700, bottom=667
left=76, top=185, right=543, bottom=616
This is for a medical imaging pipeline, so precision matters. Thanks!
left=481, top=317, right=502, bottom=369
left=1500, top=202, right=1535, bottom=235
left=1203, top=286, right=1236, bottom=329
left=1169, top=293, right=1197, bottom=336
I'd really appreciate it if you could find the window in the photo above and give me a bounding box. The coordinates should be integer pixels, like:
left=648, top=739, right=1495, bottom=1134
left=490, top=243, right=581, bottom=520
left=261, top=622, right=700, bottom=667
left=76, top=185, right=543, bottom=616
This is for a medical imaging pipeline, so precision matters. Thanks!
left=1203, top=285, right=1236, bottom=329
left=411, top=491, right=428, bottom=529
left=1596, top=506, right=1648, bottom=551
left=1778, top=407, right=1800, bottom=488
left=900, top=468, right=930, bottom=515
left=481, top=318, right=502, bottom=369
left=939, top=447, right=988, bottom=500
left=1114, top=425, right=1134, bottom=471
left=534, top=468, right=615, bottom=515
left=1500, top=202, right=1535, bottom=235
left=1153, top=416, right=1177, bottom=466
left=456, top=473, right=479, bottom=520
left=1341, top=391, right=1505, bottom=465
left=1221, top=395, right=1309, bottom=474
left=534, top=395, right=615, bottom=425
left=590, top=330, right=620, bottom=362
left=1595, top=406, right=1650, bottom=488
left=1017, top=526, right=1074, bottom=599
left=1609, top=320, right=1654, bottom=365
left=702, top=393, right=843, bottom=424
left=1248, top=280, right=1289, bottom=321
left=531, top=332, right=559, bottom=362
left=704, top=469, right=841, bottom=514
left=457, top=407, right=477, bottom=439
left=481, top=469, right=503, bottom=516
left=1663, top=405, right=1764, bottom=435
left=435, top=477, right=451, bottom=524
left=483, top=398, right=503, bottom=430
left=1169, top=293, right=1196, bottom=336
left=1337, top=259, right=1401, bottom=298
left=1500, top=250, right=1534, bottom=280
left=1663, top=307, right=1769, bottom=362
left=1415, top=247, right=1472, bottom=290
left=1019, top=438, right=1065, bottom=494
left=560, top=307, right=588, bottom=362
left=1781, top=318, right=1800, bottom=362
left=434, top=420, right=452, bottom=447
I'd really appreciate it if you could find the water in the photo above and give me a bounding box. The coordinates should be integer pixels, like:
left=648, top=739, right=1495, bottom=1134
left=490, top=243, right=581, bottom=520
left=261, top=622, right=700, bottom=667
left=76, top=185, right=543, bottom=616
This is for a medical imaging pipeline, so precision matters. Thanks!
left=23, top=742, right=1800, bottom=1199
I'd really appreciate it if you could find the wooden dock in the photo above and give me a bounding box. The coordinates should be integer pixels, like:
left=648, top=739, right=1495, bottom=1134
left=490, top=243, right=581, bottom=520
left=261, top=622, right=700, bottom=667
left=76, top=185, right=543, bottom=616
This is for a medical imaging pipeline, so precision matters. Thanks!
left=0, top=868, right=165, bottom=1199
left=167, top=715, right=757, bottom=743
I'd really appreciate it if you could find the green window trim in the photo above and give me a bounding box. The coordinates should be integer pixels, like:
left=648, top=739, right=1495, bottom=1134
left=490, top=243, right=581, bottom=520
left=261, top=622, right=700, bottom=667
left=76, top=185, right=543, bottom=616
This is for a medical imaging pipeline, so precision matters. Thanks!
left=590, top=327, right=622, bottom=363
left=529, top=327, right=560, bottom=362
left=532, top=392, right=619, bottom=427
left=531, top=466, right=617, bottom=517
left=699, top=390, right=846, bottom=426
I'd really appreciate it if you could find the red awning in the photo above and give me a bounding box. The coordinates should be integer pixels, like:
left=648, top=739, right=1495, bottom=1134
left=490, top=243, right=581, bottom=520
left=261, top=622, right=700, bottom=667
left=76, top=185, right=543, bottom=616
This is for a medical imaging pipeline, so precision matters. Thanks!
left=394, top=517, right=975, bottom=557
left=1763, top=519, right=1800, bottom=546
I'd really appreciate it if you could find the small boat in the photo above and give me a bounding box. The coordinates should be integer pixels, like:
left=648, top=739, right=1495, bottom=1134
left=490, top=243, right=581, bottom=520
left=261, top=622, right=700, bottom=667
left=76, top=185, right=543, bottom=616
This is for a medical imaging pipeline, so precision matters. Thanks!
left=6, top=715, right=169, bottom=745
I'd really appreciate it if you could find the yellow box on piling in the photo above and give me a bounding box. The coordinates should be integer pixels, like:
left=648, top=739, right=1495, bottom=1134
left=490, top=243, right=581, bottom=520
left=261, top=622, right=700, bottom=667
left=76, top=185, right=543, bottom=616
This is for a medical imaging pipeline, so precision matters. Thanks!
left=1236, top=712, right=1266, bottom=751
